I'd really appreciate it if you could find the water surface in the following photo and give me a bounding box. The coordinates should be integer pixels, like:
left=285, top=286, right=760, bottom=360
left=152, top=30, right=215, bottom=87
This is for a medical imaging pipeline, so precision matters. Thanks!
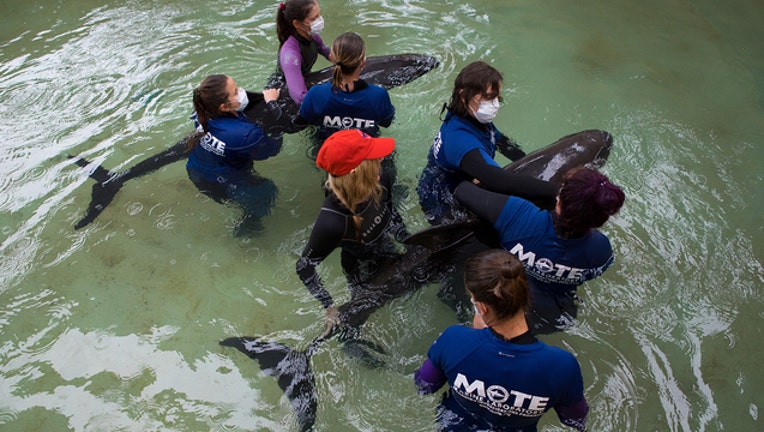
left=1, top=0, right=762, bottom=431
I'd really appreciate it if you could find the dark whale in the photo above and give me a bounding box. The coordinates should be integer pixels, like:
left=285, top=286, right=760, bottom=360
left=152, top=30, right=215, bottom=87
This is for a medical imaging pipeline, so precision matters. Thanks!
left=70, top=54, right=440, bottom=229
left=220, top=129, right=613, bottom=431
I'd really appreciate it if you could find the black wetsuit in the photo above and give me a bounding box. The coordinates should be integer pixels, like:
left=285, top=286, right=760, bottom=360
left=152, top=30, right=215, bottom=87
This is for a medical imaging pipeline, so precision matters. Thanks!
left=296, top=170, right=408, bottom=308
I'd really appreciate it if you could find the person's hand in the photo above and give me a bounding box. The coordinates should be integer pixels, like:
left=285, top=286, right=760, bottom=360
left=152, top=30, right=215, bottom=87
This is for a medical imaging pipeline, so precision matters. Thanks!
left=320, top=306, right=340, bottom=339
left=263, top=88, right=280, bottom=103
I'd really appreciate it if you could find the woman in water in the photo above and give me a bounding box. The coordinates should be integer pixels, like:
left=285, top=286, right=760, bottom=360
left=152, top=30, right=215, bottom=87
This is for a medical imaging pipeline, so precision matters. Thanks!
left=415, top=248, right=589, bottom=431
left=185, top=74, right=282, bottom=235
left=268, top=0, right=331, bottom=105
left=417, top=60, right=557, bottom=225
left=454, top=167, right=625, bottom=333
left=300, top=32, right=395, bottom=142
left=296, top=129, right=408, bottom=333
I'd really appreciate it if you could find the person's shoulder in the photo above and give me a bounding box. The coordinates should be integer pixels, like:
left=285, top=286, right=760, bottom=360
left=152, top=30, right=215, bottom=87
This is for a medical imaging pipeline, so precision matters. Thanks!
left=280, top=37, right=301, bottom=59
left=536, top=340, right=581, bottom=369
left=441, top=113, right=477, bottom=137
left=505, top=196, right=546, bottom=214
left=310, top=81, right=333, bottom=93
left=588, top=229, right=612, bottom=244
left=209, top=114, right=254, bottom=131
left=439, top=324, right=479, bottom=341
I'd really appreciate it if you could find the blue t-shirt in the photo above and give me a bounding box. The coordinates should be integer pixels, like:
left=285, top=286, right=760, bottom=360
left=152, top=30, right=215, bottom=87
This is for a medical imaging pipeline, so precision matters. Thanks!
left=300, top=79, right=395, bottom=141
left=494, top=196, right=614, bottom=295
left=426, top=325, right=586, bottom=431
left=186, top=113, right=282, bottom=183
left=417, top=111, right=505, bottom=223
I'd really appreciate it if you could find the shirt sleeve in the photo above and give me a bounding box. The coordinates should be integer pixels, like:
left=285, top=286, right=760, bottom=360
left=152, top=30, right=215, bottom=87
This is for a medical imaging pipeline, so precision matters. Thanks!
left=459, top=149, right=558, bottom=201
left=414, top=358, right=447, bottom=394
left=454, top=181, right=509, bottom=224
left=314, top=35, right=331, bottom=59
left=555, top=397, right=589, bottom=431
left=299, top=87, right=319, bottom=123
left=377, top=90, right=395, bottom=128
left=279, top=41, right=309, bottom=104
left=249, top=133, right=283, bottom=161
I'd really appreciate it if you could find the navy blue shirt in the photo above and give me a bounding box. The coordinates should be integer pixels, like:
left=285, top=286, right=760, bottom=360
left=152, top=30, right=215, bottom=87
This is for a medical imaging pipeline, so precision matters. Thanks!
left=417, top=111, right=505, bottom=223
left=186, top=113, right=282, bottom=183
left=300, top=79, right=395, bottom=141
left=417, top=325, right=587, bottom=431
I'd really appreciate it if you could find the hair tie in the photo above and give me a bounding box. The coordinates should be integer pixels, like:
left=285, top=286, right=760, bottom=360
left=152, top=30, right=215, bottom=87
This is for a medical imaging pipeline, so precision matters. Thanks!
left=279, top=2, right=285, bottom=11
left=335, top=61, right=344, bottom=67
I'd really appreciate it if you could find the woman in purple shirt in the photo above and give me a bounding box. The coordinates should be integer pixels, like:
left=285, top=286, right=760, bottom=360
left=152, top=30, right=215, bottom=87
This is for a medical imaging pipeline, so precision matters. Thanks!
left=266, top=0, right=331, bottom=105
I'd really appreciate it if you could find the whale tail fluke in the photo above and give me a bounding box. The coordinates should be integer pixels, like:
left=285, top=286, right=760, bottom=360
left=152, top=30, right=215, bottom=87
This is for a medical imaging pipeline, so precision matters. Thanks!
left=220, top=336, right=318, bottom=432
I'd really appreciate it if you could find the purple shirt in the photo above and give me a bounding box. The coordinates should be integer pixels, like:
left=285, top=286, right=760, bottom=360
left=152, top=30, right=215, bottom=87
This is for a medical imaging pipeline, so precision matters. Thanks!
left=279, top=34, right=330, bottom=104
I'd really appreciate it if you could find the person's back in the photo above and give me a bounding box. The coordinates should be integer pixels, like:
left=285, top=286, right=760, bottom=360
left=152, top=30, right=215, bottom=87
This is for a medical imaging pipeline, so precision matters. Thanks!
left=429, top=325, right=585, bottom=431
left=454, top=167, right=625, bottom=333
left=300, top=32, right=395, bottom=141
left=297, top=129, right=407, bottom=332
left=416, top=249, right=588, bottom=431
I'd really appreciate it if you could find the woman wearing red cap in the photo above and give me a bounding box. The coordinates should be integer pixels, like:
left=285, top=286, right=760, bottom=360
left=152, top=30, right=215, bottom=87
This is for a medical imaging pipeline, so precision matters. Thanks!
left=296, top=129, right=408, bottom=330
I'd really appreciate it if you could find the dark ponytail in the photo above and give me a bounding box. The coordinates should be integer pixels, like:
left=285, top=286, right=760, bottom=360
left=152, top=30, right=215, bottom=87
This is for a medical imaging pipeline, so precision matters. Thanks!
left=276, top=0, right=316, bottom=46
left=186, top=74, right=229, bottom=153
left=330, top=32, right=365, bottom=90
left=464, top=249, right=529, bottom=321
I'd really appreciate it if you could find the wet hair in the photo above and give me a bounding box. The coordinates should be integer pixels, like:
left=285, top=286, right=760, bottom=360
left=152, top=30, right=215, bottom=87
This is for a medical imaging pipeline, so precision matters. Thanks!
left=330, top=32, right=365, bottom=91
left=276, top=0, right=317, bottom=46
left=187, top=74, right=230, bottom=152
left=556, top=167, right=625, bottom=237
left=325, top=158, right=383, bottom=241
left=464, top=249, right=529, bottom=321
left=442, top=60, right=503, bottom=120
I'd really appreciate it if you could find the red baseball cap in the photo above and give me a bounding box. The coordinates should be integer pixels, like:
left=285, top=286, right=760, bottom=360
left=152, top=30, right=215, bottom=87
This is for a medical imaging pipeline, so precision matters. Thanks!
left=316, top=129, right=395, bottom=176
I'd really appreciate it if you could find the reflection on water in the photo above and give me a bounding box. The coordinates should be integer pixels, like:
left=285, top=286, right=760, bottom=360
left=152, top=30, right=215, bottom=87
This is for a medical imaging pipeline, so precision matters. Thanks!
left=1, top=0, right=763, bottom=431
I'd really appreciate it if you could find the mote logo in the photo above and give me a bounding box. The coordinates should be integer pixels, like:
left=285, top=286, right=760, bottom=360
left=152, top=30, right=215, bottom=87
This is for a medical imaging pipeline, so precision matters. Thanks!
left=453, top=373, right=549, bottom=411
left=322, top=115, right=376, bottom=129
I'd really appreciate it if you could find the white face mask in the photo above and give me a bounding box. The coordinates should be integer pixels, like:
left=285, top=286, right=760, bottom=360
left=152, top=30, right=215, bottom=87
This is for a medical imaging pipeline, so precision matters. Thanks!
left=308, top=15, right=324, bottom=35
left=470, top=98, right=500, bottom=124
left=236, top=87, right=249, bottom=112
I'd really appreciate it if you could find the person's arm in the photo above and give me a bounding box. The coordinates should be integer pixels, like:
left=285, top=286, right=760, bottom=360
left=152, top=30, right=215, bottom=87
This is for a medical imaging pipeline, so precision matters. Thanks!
left=495, top=133, right=526, bottom=161
left=280, top=43, right=309, bottom=104
left=295, top=211, right=343, bottom=309
left=555, top=397, right=589, bottom=431
left=378, top=90, right=395, bottom=128
left=245, top=89, right=283, bottom=124
left=298, top=88, right=319, bottom=124
left=414, top=358, right=447, bottom=394
left=239, top=124, right=282, bottom=161
left=314, top=35, right=331, bottom=60
left=459, top=149, right=557, bottom=200
left=454, top=181, right=510, bottom=225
